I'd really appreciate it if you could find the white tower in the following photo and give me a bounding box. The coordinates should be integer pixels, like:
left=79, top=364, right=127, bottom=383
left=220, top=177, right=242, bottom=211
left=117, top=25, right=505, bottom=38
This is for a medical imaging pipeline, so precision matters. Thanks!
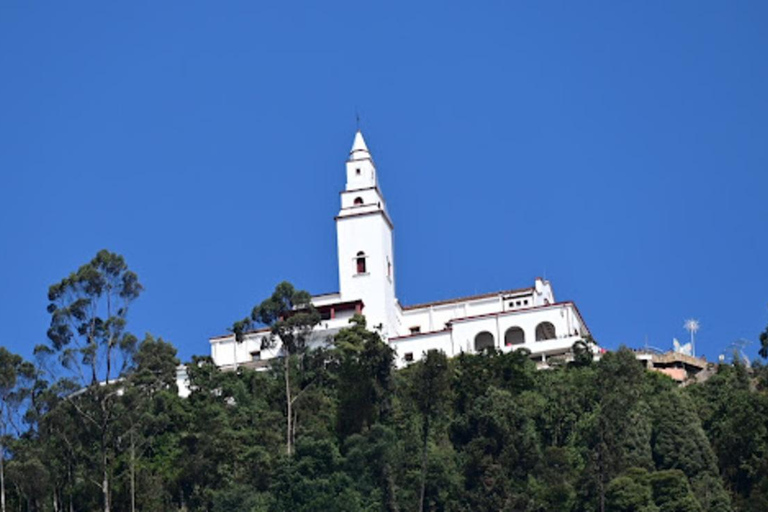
left=336, top=131, right=399, bottom=337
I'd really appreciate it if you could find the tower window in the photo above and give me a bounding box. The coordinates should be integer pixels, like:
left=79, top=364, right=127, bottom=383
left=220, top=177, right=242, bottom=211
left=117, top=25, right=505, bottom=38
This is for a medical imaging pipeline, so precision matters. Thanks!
left=354, top=197, right=363, bottom=206
left=409, top=326, right=421, bottom=334
left=356, top=251, right=367, bottom=274
left=355, top=168, right=361, bottom=175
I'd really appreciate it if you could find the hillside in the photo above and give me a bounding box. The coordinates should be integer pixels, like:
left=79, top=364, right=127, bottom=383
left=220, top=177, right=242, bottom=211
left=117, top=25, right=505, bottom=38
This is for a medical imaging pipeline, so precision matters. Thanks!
left=3, top=316, right=768, bottom=511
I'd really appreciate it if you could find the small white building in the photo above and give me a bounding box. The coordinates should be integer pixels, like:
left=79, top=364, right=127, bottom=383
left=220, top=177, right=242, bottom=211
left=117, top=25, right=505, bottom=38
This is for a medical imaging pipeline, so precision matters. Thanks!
left=210, top=131, right=594, bottom=369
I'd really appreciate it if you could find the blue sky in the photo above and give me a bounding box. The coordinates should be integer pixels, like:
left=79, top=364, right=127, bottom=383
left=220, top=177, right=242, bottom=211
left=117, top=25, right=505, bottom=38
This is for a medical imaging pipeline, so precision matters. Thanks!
left=1, top=1, right=767, bottom=364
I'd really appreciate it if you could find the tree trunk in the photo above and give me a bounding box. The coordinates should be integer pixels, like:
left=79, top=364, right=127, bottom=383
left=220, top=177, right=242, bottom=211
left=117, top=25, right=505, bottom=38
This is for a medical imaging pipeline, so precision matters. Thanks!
left=106, top=293, right=112, bottom=385
left=382, top=463, right=399, bottom=512
left=102, top=449, right=110, bottom=512
left=1, top=441, right=6, bottom=512
left=106, top=346, right=112, bottom=385
left=284, top=355, right=292, bottom=456
left=130, top=430, right=136, bottom=512
left=418, top=416, right=429, bottom=512
left=101, top=411, right=110, bottom=512
left=292, top=409, right=298, bottom=450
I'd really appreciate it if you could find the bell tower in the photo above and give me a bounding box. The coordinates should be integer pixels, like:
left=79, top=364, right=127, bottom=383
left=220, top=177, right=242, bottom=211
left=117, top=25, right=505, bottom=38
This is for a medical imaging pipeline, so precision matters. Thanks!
left=336, top=131, right=398, bottom=337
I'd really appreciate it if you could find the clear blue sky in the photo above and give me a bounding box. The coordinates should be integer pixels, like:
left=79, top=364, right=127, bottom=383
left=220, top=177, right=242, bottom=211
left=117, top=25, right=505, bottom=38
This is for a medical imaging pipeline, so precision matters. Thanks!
left=1, top=1, right=767, bottom=364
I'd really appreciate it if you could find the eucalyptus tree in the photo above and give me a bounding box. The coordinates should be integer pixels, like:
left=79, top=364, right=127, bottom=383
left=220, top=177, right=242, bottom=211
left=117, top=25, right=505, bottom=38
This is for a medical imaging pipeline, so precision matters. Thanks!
left=44, top=249, right=143, bottom=512
left=333, top=314, right=395, bottom=438
left=0, top=348, right=34, bottom=512
left=231, top=281, right=320, bottom=456
left=409, top=349, right=450, bottom=512
left=46, top=249, right=142, bottom=386
left=119, top=335, right=180, bottom=512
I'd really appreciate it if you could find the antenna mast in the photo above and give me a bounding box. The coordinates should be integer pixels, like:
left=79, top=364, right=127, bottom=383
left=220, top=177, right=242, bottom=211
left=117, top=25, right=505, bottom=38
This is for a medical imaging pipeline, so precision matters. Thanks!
left=684, top=318, right=700, bottom=357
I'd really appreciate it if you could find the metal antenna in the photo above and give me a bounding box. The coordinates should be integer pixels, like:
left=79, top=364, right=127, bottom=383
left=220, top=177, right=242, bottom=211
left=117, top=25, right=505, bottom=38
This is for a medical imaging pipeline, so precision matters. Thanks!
left=684, top=319, right=700, bottom=357
left=355, top=108, right=361, bottom=131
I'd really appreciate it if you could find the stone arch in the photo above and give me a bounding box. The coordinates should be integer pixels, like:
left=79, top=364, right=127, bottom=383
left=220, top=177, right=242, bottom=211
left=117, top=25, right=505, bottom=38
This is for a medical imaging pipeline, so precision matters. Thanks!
left=504, top=326, right=525, bottom=346
left=474, top=331, right=495, bottom=352
left=535, top=321, right=556, bottom=341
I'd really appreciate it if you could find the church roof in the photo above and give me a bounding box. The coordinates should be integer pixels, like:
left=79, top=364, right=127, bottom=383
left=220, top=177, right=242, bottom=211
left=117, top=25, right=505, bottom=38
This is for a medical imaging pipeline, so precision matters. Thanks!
left=401, top=287, right=534, bottom=311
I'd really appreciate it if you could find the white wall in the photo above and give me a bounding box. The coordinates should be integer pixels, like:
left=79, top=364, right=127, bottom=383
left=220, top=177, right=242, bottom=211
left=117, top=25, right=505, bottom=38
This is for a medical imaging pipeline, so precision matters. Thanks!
left=390, top=301, right=589, bottom=367
left=336, top=212, right=398, bottom=337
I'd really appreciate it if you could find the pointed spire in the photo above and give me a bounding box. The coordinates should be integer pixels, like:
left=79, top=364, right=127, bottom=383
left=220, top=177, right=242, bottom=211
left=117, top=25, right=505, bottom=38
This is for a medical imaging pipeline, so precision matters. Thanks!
left=349, top=130, right=372, bottom=161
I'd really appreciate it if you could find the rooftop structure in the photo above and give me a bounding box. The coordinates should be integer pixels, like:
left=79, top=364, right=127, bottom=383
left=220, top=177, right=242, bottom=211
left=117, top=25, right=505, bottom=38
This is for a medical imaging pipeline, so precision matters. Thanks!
left=633, top=349, right=711, bottom=385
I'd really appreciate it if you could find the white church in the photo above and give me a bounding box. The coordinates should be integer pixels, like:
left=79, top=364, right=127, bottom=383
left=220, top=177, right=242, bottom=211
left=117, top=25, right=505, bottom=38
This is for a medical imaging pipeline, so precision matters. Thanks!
left=209, top=131, right=594, bottom=369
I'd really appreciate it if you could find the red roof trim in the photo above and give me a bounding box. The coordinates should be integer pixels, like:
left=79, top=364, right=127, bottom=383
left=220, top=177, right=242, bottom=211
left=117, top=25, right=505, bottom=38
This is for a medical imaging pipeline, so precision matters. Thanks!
left=448, top=301, right=590, bottom=334
left=390, top=302, right=591, bottom=342
left=401, top=287, right=534, bottom=311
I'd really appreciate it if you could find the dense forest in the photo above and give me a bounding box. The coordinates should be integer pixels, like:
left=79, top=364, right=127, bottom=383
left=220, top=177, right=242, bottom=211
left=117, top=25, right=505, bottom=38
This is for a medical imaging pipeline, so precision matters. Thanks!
left=2, top=251, right=768, bottom=512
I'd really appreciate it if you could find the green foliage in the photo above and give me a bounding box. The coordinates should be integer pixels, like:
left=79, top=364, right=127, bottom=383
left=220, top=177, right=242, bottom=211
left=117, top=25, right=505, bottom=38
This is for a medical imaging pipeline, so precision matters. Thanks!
left=8, top=274, right=768, bottom=511
left=232, top=280, right=321, bottom=356
left=409, top=349, right=451, bottom=511
left=605, top=473, right=657, bottom=512
left=334, top=314, right=395, bottom=439
left=687, top=363, right=768, bottom=511
left=759, top=324, right=768, bottom=360
left=46, top=249, right=142, bottom=385
left=230, top=281, right=322, bottom=457
left=649, top=470, right=702, bottom=512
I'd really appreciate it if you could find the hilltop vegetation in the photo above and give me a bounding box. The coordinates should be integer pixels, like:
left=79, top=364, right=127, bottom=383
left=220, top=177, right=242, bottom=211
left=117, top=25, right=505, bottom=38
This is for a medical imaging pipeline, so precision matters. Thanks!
left=2, top=252, right=768, bottom=512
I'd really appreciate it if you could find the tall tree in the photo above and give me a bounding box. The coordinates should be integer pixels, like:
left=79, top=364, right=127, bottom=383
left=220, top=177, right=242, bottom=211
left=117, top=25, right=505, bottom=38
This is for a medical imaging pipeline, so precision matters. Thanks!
left=120, top=334, right=180, bottom=512
left=45, top=249, right=142, bottom=512
left=333, top=314, right=395, bottom=438
left=232, top=281, right=320, bottom=456
left=578, top=347, right=647, bottom=512
left=410, top=349, right=450, bottom=512
left=0, top=348, right=34, bottom=512
left=46, top=249, right=142, bottom=385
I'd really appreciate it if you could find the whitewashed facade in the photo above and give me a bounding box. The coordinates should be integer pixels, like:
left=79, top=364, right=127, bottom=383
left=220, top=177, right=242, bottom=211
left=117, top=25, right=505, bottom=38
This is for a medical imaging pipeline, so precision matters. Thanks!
left=210, top=131, right=594, bottom=369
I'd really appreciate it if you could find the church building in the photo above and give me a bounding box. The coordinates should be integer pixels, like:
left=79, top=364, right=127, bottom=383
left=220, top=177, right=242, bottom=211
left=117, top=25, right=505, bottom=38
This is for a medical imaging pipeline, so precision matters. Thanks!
left=209, top=131, right=593, bottom=369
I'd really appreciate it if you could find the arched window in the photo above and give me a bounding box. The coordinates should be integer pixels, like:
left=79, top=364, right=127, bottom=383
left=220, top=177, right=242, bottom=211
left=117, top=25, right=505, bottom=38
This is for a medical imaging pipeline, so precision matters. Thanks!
left=535, top=321, right=556, bottom=341
left=504, top=326, right=525, bottom=346
left=356, top=251, right=367, bottom=274
left=354, top=197, right=364, bottom=206
left=474, top=331, right=495, bottom=352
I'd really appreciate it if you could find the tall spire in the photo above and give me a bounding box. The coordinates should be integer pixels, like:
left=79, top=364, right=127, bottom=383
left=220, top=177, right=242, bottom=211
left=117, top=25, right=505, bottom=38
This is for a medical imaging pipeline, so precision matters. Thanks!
left=349, top=130, right=372, bottom=161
